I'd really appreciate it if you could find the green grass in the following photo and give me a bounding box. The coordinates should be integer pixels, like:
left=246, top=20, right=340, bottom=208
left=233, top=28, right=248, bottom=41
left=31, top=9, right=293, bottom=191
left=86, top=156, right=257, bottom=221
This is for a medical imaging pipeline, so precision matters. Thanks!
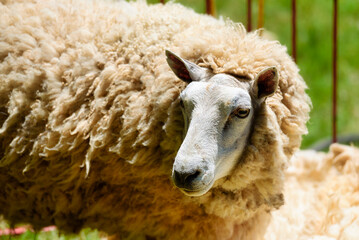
left=0, top=228, right=102, bottom=240
left=0, top=218, right=102, bottom=240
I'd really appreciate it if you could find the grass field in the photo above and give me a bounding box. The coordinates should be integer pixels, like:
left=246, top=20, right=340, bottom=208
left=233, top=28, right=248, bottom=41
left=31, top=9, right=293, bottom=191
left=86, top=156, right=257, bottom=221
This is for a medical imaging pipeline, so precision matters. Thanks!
left=1, top=0, right=358, bottom=239
left=0, top=229, right=102, bottom=240
left=0, top=219, right=102, bottom=240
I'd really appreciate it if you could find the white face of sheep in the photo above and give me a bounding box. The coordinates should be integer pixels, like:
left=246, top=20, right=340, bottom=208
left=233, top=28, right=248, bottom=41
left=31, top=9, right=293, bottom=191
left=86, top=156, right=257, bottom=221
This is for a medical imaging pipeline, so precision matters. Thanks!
left=166, top=50, right=278, bottom=197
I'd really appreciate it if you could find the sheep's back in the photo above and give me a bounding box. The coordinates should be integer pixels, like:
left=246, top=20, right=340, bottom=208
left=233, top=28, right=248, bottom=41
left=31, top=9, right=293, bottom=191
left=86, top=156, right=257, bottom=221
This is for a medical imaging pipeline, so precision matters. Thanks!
left=0, top=0, right=190, bottom=233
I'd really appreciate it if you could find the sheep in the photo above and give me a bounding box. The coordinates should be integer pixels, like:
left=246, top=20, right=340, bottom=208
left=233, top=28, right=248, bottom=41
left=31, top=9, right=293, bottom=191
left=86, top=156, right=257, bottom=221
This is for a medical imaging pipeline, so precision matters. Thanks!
left=0, top=0, right=310, bottom=239
left=266, top=143, right=359, bottom=240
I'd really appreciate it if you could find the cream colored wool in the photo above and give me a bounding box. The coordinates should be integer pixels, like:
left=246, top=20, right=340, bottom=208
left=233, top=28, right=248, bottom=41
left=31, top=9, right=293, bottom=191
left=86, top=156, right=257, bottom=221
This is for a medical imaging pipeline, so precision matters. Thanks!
left=0, top=0, right=310, bottom=239
left=266, top=144, right=359, bottom=240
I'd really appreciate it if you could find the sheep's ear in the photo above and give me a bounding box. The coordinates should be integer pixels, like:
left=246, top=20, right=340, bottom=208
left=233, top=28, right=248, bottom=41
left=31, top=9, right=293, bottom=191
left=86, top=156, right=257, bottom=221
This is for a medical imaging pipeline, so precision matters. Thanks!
left=253, top=67, right=279, bottom=99
left=166, top=50, right=206, bottom=83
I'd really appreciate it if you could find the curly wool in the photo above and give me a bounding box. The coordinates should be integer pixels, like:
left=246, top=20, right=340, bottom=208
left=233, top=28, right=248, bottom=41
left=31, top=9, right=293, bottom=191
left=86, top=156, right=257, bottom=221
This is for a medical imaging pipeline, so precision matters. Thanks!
left=266, top=144, right=359, bottom=240
left=0, top=0, right=310, bottom=239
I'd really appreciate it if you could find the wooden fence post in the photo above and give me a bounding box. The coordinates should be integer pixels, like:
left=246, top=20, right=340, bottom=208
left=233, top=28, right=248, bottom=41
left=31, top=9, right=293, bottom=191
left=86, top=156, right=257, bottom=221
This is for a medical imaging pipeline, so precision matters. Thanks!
left=247, top=0, right=252, bottom=31
left=332, top=0, right=338, bottom=143
left=291, top=0, right=297, bottom=62
left=206, top=0, right=216, bottom=16
left=257, top=0, right=264, bottom=31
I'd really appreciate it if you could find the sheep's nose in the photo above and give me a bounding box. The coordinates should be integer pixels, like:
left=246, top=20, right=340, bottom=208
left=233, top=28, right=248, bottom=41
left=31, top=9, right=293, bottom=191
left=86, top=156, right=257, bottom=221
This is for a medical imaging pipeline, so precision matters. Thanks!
left=173, top=169, right=202, bottom=189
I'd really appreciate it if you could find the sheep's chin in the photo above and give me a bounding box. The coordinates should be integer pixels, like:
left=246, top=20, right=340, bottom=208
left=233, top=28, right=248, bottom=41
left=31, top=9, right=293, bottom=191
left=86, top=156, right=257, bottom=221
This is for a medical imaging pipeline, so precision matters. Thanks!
left=179, top=180, right=214, bottom=197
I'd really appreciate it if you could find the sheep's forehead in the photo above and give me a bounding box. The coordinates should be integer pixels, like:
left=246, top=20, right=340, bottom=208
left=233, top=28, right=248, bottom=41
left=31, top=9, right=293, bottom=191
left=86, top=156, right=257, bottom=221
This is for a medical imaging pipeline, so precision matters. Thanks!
left=208, top=73, right=250, bottom=88
left=181, top=81, right=252, bottom=109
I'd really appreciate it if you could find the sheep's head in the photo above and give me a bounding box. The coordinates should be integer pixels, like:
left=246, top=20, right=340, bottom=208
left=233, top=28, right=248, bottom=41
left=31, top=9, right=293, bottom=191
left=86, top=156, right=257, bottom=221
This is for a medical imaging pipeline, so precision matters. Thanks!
left=166, top=50, right=278, bottom=197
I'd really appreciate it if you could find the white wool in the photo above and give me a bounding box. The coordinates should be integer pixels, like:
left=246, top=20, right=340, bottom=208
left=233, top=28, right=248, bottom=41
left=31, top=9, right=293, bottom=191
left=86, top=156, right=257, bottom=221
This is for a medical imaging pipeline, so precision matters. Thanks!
left=266, top=144, right=359, bottom=240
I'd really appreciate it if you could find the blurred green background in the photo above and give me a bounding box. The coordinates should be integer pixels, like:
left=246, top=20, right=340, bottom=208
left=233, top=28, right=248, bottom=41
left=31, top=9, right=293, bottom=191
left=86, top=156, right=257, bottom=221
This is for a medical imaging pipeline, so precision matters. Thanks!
left=148, top=0, right=359, bottom=149
left=1, top=0, right=358, bottom=239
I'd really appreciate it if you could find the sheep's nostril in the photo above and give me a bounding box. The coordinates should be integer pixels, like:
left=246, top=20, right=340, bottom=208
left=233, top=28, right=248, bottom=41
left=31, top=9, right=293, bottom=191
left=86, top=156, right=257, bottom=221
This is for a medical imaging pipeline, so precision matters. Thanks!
left=173, top=170, right=183, bottom=186
left=173, top=169, right=202, bottom=188
left=184, top=170, right=201, bottom=184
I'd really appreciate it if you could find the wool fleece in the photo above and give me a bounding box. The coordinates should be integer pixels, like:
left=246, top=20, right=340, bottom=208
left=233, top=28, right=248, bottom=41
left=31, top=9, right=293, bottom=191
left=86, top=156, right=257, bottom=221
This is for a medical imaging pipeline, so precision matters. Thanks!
left=266, top=144, right=359, bottom=240
left=0, top=0, right=310, bottom=239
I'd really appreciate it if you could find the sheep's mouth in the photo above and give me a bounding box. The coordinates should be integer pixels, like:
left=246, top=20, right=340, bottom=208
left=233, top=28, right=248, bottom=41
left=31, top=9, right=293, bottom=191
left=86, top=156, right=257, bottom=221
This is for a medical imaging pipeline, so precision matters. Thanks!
left=178, top=179, right=214, bottom=197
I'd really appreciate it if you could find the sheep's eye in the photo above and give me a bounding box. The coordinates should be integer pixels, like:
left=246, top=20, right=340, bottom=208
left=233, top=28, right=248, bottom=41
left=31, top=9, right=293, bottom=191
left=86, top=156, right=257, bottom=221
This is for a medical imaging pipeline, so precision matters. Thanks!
left=232, top=108, right=250, bottom=118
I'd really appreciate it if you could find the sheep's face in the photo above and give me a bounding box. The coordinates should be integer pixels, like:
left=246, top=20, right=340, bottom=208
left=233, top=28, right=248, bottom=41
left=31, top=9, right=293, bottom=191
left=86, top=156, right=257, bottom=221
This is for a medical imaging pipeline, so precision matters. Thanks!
left=166, top=50, right=278, bottom=197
